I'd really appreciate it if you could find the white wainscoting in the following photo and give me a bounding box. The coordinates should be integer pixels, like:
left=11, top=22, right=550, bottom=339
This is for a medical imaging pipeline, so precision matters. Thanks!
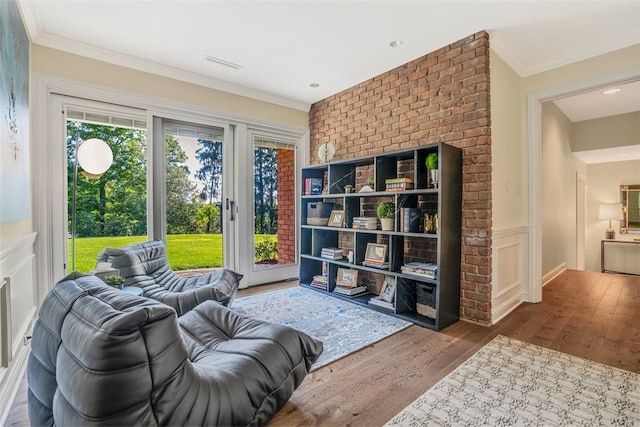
left=0, top=232, right=37, bottom=425
left=492, top=227, right=529, bottom=324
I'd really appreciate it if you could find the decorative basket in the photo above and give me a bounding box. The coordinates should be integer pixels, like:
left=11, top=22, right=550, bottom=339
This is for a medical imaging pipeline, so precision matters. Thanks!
left=307, top=217, right=329, bottom=226
left=416, top=283, right=436, bottom=319
left=307, top=202, right=334, bottom=226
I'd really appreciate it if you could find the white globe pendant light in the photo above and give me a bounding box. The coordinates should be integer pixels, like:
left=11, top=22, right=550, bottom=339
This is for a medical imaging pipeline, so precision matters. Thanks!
left=77, top=138, right=113, bottom=176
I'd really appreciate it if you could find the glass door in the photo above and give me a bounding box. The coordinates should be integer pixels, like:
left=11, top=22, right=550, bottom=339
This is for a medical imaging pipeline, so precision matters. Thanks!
left=244, top=135, right=299, bottom=285
left=159, top=120, right=234, bottom=274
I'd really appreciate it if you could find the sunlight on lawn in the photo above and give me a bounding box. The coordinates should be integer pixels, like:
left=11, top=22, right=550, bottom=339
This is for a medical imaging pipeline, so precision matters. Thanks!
left=69, top=234, right=274, bottom=273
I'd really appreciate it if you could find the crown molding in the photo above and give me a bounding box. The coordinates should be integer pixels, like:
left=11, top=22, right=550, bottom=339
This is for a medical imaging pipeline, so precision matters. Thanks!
left=491, top=30, right=640, bottom=78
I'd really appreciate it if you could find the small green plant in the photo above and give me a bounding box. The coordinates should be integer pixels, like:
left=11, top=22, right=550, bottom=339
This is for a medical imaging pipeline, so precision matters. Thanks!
left=104, top=274, right=124, bottom=288
left=376, top=202, right=395, bottom=219
left=366, top=177, right=375, bottom=188
left=255, top=236, right=278, bottom=263
left=426, top=153, right=438, bottom=170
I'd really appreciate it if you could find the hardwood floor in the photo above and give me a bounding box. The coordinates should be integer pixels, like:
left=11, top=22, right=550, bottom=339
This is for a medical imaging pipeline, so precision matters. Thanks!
left=5, top=270, right=639, bottom=426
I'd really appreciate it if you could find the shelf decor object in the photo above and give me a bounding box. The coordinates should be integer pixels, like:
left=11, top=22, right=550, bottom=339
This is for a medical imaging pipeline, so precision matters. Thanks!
left=328, top=210, right=345, bottom=227
left=336, top=268, right=359, bottom=288
left=299, top=142, right=462, bottom=331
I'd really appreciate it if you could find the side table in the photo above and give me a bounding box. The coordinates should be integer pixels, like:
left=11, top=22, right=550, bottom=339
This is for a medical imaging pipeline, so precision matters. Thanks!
left=601, top=239, right=640, bottom=275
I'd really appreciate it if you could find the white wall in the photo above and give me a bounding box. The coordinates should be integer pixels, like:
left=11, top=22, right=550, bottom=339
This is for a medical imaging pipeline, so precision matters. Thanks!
left=541, top=102, right=587, bottom=275
left=490, top=51, right=526, bottom=229
left=585, top=160, right=640, bottom=272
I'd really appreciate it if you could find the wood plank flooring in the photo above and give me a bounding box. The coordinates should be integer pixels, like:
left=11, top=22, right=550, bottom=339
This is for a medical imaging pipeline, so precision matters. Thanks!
left=5, top=270, right=639, bottom=426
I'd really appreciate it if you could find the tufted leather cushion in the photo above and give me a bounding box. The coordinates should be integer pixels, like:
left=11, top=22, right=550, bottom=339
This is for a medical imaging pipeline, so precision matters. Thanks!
left=96, top=240, right=241, bottom=315
left=27, top=273, right=323, bottom=426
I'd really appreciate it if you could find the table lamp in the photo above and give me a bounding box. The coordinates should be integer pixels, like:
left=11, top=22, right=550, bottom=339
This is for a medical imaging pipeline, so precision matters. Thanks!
left=599, top=203, right=623, bottom=240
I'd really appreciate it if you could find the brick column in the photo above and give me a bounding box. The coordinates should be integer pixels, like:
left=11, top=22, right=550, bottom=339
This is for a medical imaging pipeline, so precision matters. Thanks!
left=277, top=149, right=295, bottom=264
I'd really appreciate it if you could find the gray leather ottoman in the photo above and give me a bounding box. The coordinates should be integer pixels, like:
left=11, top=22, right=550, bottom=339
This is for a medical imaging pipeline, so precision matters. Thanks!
left=27, top=273, right=323, bottom=426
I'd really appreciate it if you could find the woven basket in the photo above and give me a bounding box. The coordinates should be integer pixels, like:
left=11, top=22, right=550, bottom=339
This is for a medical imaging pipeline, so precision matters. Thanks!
left=307, top=217, right=329, bottom=226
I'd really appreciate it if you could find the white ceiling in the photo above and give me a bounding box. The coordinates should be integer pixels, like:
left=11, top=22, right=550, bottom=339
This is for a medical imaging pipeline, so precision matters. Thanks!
left=18, top=0, right=640, bottom=112
left=16, top=0, right=640, bottom=164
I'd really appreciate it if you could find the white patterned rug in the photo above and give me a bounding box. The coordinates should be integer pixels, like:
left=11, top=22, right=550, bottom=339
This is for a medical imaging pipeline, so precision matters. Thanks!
left=232, top=286, right=411, bottom=370
left=386, top=335, right=640, bottom=426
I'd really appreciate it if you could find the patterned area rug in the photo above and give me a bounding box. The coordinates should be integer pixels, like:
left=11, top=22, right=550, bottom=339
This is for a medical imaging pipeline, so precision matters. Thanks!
left=232, top=286, right=411, bottom=370
left=386, top=335, right=640, bottom=426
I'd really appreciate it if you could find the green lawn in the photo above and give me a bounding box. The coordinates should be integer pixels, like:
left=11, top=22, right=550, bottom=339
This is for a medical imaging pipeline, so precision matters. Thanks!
left=70, top=234, right=275, bottom=273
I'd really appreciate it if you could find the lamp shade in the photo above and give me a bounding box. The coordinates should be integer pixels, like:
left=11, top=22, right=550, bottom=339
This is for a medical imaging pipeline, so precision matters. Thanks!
left=77, top=138, right=113, bottom=175
left=599, top=203, right=623, bottom=221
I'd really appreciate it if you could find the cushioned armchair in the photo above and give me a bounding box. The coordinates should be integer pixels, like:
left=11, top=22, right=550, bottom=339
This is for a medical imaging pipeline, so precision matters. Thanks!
left=96, top=240, right=241, bottom=315
left=27, top=273, right=323, bottom=426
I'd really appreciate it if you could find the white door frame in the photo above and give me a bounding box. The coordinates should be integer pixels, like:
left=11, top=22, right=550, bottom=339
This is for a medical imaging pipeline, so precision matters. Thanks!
left=576, top=172, right=587, bottom=271
left=526, top=65, right=640, bottom=302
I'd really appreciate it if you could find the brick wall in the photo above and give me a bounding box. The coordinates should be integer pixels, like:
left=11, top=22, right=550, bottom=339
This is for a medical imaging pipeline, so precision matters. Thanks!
left=309, top=31, right=492, bottom=324
left=277, top=148, right=295, bottom=264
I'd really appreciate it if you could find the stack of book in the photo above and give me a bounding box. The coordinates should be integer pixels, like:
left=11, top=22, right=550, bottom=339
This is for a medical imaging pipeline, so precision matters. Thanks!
left=362, top=259, right=389, bottom=269
left=368, top=296, right=394, bottom=310
left=321, top=247, right=344, bottom=260
left=385, top=177, right=414, bottom=192
left=333, top=285, right=368, bottom=297
left=401, top=262, right=438, bottom=279
left=310, top=275, right=328, bottom=290
left=352, top=217, right=377, bottom=230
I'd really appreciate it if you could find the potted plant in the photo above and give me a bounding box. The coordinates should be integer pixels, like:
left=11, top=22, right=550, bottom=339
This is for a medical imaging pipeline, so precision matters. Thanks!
left=376, top=201, right=395, bottom=231
left=426, top=152, right=439, bottom=188
left=104, top=274, right=125, bottom=289
left=360, top=177, right=375, bottom=193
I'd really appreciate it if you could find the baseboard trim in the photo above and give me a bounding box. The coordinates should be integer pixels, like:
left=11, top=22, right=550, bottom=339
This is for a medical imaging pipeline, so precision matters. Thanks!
left=543, top=263, right=567, bottom=287
left=0, top=341, right=30, bottom=426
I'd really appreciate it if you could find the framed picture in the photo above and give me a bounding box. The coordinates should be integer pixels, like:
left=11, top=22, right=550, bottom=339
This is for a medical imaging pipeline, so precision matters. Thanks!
left=328, top=210, right=344, bottom=227
left=379, top=276, right=396, bottom=303
left=336, top=268, right=359, bottom=288
left=364, top=243, right=387, bottom=263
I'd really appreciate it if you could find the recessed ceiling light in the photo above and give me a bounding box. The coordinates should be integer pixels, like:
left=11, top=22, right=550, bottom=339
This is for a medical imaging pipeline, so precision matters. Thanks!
left=389, top=40, right=403, bottom=48
left=602, top=88, right=622, bottom=95
left=310, top=83, right=320, bottom=88
left=204, top=55, right=243, bottom=70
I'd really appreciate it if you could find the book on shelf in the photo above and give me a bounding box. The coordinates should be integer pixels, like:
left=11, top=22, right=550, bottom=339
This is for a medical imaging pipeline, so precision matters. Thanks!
left=368, top=296, right=394, bottom=310
left=310, top=274, right=328, bottom=290
left=304, top=177, right=323, bottom=195
left=362, top=261, right=389, bottom=269
left=333, top=285, right=368, bottom=296
left=352, top=217, right=377, bottom=230
left=401, top=262, right=438, bottom=279
left=399, top=208, right=421, bottom=233
left=321, top=247, right=344, bottom=260
left=385, top=177, right=414, bottom=191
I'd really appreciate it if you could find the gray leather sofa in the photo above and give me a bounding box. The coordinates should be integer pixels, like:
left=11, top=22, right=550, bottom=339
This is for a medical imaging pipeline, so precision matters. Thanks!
left=96, top=240, right=241, bottom=315
left=27, top=273, right=323, bottom=426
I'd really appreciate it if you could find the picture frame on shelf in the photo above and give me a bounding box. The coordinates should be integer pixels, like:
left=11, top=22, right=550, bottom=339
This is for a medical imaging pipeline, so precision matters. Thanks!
left=328, top=210, right=344, bottom=227
left=380, top=276, right=396, bottom=303
left=336, top=268, right=359, bottom=288
left=364, top=243, right=387, bottom=264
